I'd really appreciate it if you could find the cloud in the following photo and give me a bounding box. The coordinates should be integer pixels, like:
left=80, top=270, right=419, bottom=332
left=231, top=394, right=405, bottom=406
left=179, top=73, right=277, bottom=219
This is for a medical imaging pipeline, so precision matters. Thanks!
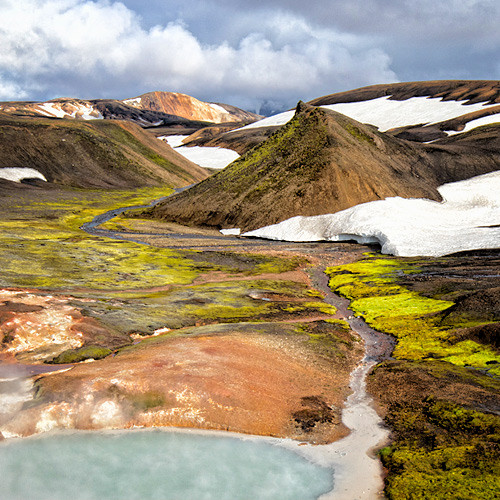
left=0, top=0, right=397, bottom=108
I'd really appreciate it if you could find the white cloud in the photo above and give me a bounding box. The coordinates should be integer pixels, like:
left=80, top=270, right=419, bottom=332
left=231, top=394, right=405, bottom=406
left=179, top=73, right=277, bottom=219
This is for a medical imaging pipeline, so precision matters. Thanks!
left=0, top=0, right=396, bottom=107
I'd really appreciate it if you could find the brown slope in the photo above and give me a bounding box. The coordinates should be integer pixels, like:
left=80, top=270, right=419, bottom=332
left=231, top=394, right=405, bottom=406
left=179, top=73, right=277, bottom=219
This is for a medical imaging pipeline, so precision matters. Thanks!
left=308, top=80, right=500, bottom=106
left=0, top=114, right=209, bottom=189
left=145, top=102, right=456, bottom=231
left=124, top=91, right=261, bottom=124
left=180, top=124, right=280, bottom=154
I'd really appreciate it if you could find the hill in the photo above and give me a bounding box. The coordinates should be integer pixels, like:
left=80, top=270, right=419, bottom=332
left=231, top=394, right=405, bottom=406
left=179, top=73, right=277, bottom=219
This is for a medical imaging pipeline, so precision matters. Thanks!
left=145, top=102, right=500, bottom=231
left=0, top=114, right=209, bottom=189
left=179, top=80, right=500, bottom=154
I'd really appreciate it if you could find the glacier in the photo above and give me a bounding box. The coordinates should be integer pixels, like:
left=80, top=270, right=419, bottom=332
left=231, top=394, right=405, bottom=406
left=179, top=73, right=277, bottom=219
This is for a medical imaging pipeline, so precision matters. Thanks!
left=243, top=171, right=500, bottom=257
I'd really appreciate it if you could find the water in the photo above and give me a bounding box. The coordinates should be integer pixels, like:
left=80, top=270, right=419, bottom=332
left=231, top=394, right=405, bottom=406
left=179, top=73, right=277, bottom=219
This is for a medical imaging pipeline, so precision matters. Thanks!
left=0, top=429, right=334, bottom=500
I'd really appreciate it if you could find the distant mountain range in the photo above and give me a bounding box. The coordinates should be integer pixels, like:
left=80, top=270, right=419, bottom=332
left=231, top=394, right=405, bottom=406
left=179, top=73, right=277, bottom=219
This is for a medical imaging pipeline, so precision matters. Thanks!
left=0, top=91, right=261, bottom=129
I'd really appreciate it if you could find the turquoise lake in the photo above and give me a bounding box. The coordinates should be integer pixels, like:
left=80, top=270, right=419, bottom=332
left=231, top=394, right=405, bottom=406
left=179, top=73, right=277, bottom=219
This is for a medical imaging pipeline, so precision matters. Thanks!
left=0, top=430, right=334, bottom=500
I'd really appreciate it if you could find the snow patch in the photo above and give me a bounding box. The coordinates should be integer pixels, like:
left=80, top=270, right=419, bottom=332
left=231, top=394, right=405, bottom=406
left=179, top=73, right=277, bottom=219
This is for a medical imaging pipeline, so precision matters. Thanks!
left=236, top=96, right=498, bottom=133
left=122, top=97, right=142, bottom=107
left=243, top=171, right=500, bottom=258
left=161, top=135, right=189, bottom=148
left=446, top=114, right=500, bottom=135
left=173, top=146, right=240, bottom=169
left=0, top=168, right=47, bottom=183
left=37, top=102, right=103, bottom=120
left=160, top=135, right=239, bottom=169
left=220, top=228, right=241, bottom=236
left=209, top=103, right=229, bottom=115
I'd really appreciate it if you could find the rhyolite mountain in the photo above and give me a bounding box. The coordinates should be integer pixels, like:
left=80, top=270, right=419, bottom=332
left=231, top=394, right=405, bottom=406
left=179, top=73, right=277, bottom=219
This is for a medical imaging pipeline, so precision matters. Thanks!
left=122, top=91, right=261, bottom=124
left=0, top=91, right=260, bottom=130
left=0, top=113, right=208, bottom=189
left=145, top=100, right=500, bottom=231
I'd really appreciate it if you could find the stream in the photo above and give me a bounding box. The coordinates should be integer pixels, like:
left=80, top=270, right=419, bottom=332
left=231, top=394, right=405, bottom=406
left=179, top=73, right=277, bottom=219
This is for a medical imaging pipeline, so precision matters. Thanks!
left=82, top=197, right=396, bottom=499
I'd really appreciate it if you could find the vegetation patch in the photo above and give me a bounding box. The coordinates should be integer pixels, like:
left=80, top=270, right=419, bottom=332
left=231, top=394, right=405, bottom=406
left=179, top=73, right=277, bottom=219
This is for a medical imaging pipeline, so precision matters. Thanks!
left=329, top=255, right=500, bottom=497
left=0, top=188, right=229, bottom=290
left=379, top=399, right=500, bottom=500
left=48, top=345, right=112, bottom=364
left=294, top=319, right=359, bottom=360
left=326, top=256, right=500, bottom=376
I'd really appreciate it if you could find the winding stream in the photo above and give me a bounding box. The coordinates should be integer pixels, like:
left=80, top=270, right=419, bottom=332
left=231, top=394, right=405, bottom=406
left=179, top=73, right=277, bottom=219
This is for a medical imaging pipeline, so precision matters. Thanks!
left=80, top=197, right=396, bottom=499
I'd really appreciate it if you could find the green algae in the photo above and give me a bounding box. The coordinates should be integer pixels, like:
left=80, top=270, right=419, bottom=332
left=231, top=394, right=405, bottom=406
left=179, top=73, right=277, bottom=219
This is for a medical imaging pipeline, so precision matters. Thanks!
left=326, top=257, right=500, bottom=376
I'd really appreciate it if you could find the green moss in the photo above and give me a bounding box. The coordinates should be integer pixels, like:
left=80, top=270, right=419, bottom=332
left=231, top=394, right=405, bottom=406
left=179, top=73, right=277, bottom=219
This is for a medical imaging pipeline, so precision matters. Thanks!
left=381, top=400, right=500, bottom=500
left=282, top=301, right=337, bottom=315
left=326, top=257, right=500, bottom=376
left=49, top=345, right=112, bottom=364
left=306, top=289, right=325, bottom=299
left=343, top=122, right=375, bottom=145
left=0, top=188, right=226, bottom=290
left=293, top=319, right=358, bottom=358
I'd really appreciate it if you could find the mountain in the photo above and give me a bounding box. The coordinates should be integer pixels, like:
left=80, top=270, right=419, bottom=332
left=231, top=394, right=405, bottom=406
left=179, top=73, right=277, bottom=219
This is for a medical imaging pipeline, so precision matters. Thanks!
left=144, top=101, right=500, bottom=231
left=121, top=91, right=261, bottom=124
left=0, top=92, right=260, bottom=130
left=0, top=113, right=209, bottom=189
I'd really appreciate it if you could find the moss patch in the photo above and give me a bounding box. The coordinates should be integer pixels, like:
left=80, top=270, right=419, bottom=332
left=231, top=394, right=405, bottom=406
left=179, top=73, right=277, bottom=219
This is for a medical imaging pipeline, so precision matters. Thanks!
left=49, top=345, right=112, bottom=364
left=326, top=256, right=500, bottom=376
left=380, top=399, right=500, bottom=500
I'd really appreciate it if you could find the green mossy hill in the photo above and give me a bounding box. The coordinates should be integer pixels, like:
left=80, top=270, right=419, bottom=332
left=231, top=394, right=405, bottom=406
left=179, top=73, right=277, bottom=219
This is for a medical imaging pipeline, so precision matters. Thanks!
left=144, top=102, right=446, bottom=231
left=326, top=256, right=500, bottom=377
left=0, top=114, right=208, bottom=188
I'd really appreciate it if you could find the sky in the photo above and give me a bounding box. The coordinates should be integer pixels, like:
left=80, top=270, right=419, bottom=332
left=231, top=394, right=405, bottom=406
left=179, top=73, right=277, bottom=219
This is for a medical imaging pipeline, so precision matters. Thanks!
left=0, top=0, right=499, bottom=113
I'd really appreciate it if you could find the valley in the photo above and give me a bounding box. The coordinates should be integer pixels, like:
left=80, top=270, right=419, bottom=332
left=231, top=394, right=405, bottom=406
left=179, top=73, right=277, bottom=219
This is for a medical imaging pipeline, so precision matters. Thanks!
left=0, top=80, right=499, bottom=499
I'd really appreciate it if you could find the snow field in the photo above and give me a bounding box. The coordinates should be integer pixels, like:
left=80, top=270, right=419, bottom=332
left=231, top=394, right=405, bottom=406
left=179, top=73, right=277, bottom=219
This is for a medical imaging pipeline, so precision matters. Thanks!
left=243, top=171, right=500, bottom=257
left=236, top=96, right=499, bottom=134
